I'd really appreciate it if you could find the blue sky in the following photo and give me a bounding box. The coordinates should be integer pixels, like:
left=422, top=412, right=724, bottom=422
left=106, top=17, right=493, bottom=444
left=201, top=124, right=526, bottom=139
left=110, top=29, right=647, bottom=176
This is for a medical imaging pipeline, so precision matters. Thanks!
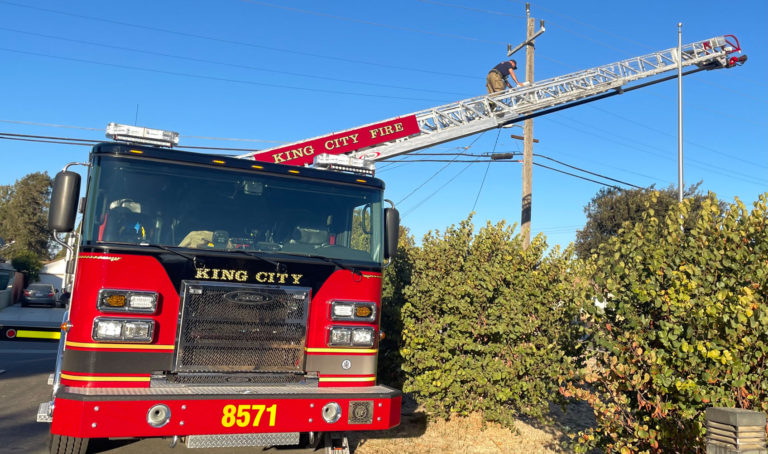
left=2, top=0, right=766, bottom=248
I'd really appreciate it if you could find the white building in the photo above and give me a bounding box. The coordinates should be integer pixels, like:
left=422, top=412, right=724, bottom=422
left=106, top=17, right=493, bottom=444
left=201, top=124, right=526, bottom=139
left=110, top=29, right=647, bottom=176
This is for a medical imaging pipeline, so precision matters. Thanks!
left=38, top=258, right=67, bottom=291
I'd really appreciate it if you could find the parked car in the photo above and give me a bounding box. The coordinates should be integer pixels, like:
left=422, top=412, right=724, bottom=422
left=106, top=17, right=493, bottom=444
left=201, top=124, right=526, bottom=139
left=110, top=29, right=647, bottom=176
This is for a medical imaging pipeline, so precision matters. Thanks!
left=21, top=283, right=57, bottom=308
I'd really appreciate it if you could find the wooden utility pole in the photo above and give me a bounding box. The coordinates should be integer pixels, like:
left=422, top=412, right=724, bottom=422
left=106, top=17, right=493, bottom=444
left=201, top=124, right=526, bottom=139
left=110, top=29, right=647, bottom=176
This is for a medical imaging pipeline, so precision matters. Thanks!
left=521, top=4, right=535, bottom=249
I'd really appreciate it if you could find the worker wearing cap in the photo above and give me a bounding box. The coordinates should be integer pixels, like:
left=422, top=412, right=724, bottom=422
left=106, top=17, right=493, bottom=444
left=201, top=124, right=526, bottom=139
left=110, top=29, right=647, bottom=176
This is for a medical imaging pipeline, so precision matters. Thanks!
left=487, top=59, right=522, bottom=93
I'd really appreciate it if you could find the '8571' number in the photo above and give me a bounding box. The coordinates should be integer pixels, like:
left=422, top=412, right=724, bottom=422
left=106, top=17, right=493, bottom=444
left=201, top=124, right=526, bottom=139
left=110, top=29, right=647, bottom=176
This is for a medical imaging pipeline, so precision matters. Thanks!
left=221, top=404, right=277, bottom=428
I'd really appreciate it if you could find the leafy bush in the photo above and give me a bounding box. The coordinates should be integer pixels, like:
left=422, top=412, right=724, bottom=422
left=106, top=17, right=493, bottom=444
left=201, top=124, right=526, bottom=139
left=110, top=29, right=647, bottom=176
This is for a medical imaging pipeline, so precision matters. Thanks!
left=566, top=193, right=768, bottom=452
left=11, top=250, right=43, bottom=288
left=400, top=217, right=589, bottom=428
left=378, top=226, right=417, bottom=389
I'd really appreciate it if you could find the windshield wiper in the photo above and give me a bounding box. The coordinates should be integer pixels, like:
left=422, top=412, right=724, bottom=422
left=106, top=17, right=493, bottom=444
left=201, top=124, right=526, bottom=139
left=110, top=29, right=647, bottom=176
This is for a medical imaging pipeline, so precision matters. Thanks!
left=140, top=243, right=281, bottom=270
left=138, top=243, right=204, bottom=268
left=226, top=249, right=281, bottom=269
left=279, top=252, right=358, bottom=274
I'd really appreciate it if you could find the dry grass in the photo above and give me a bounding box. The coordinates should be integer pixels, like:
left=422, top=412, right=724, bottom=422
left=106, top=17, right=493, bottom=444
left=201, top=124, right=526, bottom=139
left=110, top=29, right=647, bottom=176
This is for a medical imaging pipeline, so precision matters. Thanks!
left=348, top=399, right=595, bottom=454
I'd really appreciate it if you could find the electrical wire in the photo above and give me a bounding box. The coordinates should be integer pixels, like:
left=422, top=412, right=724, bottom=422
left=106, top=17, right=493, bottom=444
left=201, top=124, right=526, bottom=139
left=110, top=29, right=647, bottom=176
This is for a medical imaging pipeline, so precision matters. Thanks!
left=0, top=132, right=267, bottom=153
left=472, top=129, right=501, bottom=211
left=416, top=0, right=642, bottom=57
left=0, top=119, right=100, bottom=131
left=583, top=104, right=767, bottom=170
left=532, top=162, right=622, bottom=190
left=0, top=119, right=284, bottom=144
left=395, top=132, right=486, bottom=205
left=240, top=0, right=504, bottom=45
left=0, top=0, right=477, bottom=80
left=0, top=47, right=447, bottom=104
left=383, top=153, right=640, bottom=189
left=542, top=115, right=766, bottom=186
left=0, top=26, right=469, bottom=98
left=533, top=154, right=643, bottom=189
left=401, top=162, right=476, bottom=218
left=0, top=136, right=91, bottom=147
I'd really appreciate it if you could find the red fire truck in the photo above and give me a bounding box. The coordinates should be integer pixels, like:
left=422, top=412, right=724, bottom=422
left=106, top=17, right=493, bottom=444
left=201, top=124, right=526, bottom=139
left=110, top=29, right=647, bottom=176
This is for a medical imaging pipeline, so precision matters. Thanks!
left=39, top=34, right=744, bottom=453
left=42, top=124, right=401, bottom=453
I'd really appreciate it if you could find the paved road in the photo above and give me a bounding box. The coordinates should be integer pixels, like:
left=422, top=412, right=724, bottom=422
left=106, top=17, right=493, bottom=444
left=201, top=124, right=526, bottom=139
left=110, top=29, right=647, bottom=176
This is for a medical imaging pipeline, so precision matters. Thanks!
left=0, top=305, right=326, bottom=453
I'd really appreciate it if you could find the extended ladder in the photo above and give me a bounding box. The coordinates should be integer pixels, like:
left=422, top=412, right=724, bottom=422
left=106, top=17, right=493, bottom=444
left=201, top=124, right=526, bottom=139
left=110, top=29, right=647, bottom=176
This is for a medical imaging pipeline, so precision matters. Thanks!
left=240, top=35, right=744, bottom=164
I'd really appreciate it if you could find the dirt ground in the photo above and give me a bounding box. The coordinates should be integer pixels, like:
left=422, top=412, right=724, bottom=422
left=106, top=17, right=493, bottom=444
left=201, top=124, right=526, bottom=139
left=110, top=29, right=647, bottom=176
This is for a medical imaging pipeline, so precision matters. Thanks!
left=348, top=397, right=596, bottom=454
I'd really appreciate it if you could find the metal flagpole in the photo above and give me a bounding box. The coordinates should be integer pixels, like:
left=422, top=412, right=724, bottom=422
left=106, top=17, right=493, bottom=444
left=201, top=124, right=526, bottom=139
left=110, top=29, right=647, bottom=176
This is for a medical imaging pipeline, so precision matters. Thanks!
left=677, top=22, right=684, bottom=202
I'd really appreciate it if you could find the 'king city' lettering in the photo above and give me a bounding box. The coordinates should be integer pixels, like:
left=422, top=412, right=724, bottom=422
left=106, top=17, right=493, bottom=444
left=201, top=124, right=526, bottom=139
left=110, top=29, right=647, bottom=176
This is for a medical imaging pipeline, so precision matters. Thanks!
left=194, top=268, right=303, bottom=285
left=272, top=145, right=315, bottom=164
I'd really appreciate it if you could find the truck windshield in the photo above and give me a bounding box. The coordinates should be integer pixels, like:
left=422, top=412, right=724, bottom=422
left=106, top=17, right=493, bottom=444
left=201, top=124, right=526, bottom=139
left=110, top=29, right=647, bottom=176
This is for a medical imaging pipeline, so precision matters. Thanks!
left=82, top=155, right=384, bottom=264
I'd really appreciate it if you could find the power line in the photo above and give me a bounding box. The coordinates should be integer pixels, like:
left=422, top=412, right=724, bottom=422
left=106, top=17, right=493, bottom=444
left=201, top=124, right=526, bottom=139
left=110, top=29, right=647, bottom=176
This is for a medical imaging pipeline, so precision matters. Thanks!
left=395, top=133, right=486, bottom=205
left=0, top=119, right=284, bottom=144
left=241, top=0, right=504, bottom=45
left=0, top=26, right=470, bottom=98
left=0, top=132, right=97, bottom=142
left=0, top=0, right=477, bottom=80
left=533, top=154, right=643, bottom=189
left=384, top=157, right=638, bottom=189
left=542, top=115, right=766, bottom=186
left=401, top=162, right=476, bottom=218
left=0, top=47, right=447, bottom=104
left=0, top=119, right=100, bottom=131
left=0, top=132, right=267, bottom=153
left=532, top=162, right=622, bottom=189
left=0, top=136, right=91, bottom=147
left=472, top=129, right=501, bottom=211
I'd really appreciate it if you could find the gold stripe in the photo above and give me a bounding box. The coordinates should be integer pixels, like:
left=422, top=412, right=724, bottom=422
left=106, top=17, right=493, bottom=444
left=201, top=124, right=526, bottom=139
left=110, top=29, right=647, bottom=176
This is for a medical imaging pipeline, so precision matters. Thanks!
left=60, top=373, right=151, bottom=382
left=66, top=341, right=174, bottom=350
left=17, top=330, right=61, bottom=340
left=79, top=255, right=121, bottom=262
left=305, top=348, right=377, bottom=354
left=318, top=376, right=376, bottom=383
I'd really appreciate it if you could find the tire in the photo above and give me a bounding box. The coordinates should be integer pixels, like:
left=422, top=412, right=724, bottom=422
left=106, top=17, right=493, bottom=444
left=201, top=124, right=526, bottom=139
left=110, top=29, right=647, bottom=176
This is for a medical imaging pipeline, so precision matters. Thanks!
left=49, top=434, right=89, bottom=454
left=20, top=301, right=28, bottom=307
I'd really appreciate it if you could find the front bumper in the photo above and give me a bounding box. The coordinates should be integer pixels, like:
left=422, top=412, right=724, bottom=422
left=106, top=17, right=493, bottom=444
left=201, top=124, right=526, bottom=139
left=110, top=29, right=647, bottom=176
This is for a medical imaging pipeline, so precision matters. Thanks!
left=48, top=384, right=401, bottom=439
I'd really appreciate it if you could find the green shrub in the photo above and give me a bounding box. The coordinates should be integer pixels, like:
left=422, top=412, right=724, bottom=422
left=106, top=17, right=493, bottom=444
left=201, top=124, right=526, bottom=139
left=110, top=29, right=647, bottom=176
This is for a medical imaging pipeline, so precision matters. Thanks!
left=11, top=250, right=42, bottom=287
left=378, top=226, right=417, bottom=389
left=566, top=193, right=768, bottom=452
left=400, top=217, right=589, bottom=428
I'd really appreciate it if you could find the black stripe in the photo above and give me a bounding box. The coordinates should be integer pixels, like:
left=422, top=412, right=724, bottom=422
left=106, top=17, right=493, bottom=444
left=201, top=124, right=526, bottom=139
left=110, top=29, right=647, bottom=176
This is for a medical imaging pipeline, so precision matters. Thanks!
left=62, top=349, right=173, bottom=375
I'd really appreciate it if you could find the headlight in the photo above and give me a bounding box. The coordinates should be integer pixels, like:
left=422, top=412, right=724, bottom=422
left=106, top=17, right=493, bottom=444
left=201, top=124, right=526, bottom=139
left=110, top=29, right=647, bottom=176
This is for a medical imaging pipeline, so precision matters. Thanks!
left=98, top=289, right=159, bottom=314
left=329, top=328, right=352, bottom=346
left=351, top=328, right=374, bottom=346
left=328, top=326, right=375, bottom=347
left=93, top=318, right=154, bottom=343
left=330, top=301, right=376, bottom=322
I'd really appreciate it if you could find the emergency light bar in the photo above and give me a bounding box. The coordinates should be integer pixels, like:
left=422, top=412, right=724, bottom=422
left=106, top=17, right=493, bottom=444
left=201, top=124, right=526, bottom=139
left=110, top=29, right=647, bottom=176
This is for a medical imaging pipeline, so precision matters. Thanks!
left=313, top=154, right=375, bottom=177
left=106, top=123, right=180, bottom=148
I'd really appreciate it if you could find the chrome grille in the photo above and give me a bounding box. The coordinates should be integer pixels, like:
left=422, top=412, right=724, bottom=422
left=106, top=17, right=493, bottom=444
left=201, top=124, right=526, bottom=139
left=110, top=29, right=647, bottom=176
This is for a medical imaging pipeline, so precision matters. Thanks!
left=174, top=281, right=310, bottom=373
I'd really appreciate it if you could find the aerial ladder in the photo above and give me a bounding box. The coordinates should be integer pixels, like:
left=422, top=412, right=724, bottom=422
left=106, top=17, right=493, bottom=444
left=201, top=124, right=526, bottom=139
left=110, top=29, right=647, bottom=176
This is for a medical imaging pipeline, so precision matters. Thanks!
left=238, top=35, right=745, bottom=167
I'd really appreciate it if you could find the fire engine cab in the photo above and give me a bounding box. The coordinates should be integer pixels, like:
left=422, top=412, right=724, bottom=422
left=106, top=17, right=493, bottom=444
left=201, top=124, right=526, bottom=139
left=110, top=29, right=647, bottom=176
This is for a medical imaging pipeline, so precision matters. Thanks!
left=41, top=124, right=401, bottom=453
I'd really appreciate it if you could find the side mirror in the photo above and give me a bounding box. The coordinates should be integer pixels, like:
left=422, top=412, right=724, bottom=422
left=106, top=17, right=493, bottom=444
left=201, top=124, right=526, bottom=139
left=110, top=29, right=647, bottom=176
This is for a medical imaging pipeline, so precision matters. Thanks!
left=383, top=207, right=400, bottom=260
left=49, top=171, right=81, bottom=232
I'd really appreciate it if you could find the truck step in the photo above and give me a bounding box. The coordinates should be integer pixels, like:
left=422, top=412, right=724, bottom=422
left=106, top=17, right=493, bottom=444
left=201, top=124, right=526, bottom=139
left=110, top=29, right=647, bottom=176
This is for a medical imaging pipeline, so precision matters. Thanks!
left=186, top=432, right=299, bottom=449
left=37, top=401, right=53, bottom=423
